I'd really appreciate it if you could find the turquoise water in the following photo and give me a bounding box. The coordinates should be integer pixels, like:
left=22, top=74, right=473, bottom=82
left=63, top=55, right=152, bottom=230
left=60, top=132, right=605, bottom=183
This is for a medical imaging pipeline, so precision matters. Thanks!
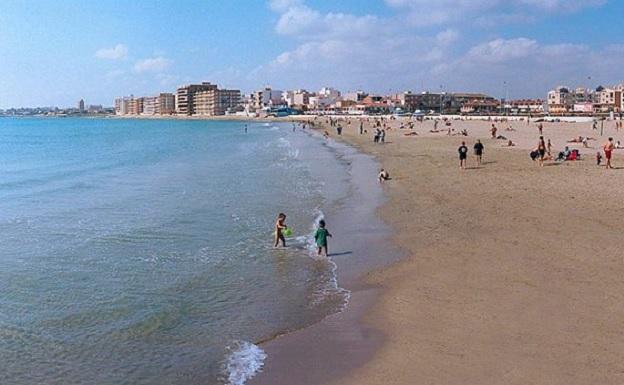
left=0, top=118, right=349, bottom=385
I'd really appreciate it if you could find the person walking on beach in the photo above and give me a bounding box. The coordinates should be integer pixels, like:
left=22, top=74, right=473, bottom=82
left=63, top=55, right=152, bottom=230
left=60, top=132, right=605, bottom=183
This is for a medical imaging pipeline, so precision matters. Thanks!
left=547, top=139, right=553, bottom=157
left=603, top=137, right=615, bottom=169
left=359, top=121, right=364, bottom=135
left=274, top=213, right=288, bottom=248
left=474, top=139, right=484, bottom=167
left=537, top=136, right=547, bottom=167
left=490, top=124, right=497, bottom=139
left=538, top=123, right=543, bottom=136
left=458, top=141, right=468, bottom=169
left=380, top=129, right=386, bottom=143
left=314, top=219, right=332, bottom=257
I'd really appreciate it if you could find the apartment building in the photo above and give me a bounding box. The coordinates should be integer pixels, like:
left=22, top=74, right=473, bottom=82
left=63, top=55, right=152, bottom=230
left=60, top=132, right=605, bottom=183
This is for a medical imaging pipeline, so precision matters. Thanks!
left=176, top=82, right=218, bottom=115
left=547, top=87, right=574, bottom=113
left=252, top=87, right=284, bottom=110
left=127, top=97, right=144, bottom=115
left=193, top=88, right=241, bottom=116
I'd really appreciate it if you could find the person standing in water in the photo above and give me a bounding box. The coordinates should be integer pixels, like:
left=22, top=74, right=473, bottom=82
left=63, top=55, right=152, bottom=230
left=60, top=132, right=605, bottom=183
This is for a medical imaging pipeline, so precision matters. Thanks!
left=473, top=139, right=484, bottom=167
left=458, top=141, right=468, bottom=169
left=274, top=213, right=288, bottom=248
left=244, top=124, right=248, bottom=133
left=314, top=219, right=332, bottom=257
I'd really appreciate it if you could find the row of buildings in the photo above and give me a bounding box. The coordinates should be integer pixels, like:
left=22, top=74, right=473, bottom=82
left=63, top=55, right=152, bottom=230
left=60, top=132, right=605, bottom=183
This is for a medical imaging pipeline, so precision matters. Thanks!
left=115, top=82, right=241, bottom=117
left=240, top=87, right=543, bottom=116
left=116, top=80, right=544, bottom=117
left=113, top=80, right=623, bottom=118
left=547, top=84, right=624, bottom=114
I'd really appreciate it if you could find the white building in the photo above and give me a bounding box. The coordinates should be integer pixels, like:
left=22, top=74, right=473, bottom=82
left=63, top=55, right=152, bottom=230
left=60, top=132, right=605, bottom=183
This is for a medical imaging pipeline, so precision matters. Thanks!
left=253, top=87, right=285, bottom=109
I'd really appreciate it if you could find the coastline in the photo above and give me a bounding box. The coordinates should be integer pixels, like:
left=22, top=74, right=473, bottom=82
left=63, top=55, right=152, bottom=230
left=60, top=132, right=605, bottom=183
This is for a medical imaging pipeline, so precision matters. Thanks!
left=301, top=117, right=624, bottom=385
left=248, top=124, right=402, bottom=385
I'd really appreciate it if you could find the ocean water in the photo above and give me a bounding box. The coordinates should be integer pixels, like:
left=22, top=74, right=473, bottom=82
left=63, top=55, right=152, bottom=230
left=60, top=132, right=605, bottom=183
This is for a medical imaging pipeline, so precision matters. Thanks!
left=0, top=118, right=352, bottom=385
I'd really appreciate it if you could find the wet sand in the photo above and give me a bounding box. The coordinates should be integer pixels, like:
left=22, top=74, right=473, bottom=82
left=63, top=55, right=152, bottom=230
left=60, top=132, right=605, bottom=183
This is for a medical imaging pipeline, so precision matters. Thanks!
left=322, top=117, right=624, bottom=385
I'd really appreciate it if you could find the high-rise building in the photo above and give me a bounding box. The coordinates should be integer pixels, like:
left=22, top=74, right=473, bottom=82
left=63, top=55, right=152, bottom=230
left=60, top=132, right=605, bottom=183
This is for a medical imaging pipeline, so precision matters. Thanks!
left=114, top=97, right=130, bottom=115
left=175, top=83, right=240, bottom=116
left=141, top=93, right=175, bottom=115
left=193, top=88, right=241, bottom=116
left=175, top=82, right=218, bottom=115
left=158, top=93, right=175, bottom=115
left=77, top=99, right=85, bottom=112
left=127, top=97, right=144, bottom=115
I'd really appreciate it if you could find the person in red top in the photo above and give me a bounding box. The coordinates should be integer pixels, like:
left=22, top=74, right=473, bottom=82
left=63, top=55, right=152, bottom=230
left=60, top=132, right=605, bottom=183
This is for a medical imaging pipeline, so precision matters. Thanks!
left=603, top=137, right=615, bottom=169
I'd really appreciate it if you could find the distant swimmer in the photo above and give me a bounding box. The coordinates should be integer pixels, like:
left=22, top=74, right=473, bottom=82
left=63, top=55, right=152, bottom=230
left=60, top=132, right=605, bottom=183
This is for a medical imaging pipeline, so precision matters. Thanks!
left=314, top=219, right=333, bottom=257
left=244, top=124, right=248, bottom=133
left=274, top=213, right=288, bottom=248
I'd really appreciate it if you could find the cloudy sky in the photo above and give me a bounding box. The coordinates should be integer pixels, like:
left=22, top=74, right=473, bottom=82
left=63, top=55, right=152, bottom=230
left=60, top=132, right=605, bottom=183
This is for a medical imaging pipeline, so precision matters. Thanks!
left=0, top=0, right=622, bottom=108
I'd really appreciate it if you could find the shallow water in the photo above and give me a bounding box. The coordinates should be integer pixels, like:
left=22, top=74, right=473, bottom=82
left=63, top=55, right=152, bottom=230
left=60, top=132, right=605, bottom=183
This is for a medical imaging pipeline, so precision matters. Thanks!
left=0, top=118, right=352, bottom=385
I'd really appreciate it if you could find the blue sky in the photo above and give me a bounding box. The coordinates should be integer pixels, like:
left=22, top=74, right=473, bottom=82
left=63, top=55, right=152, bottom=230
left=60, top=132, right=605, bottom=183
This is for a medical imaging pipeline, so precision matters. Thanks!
left=0, top=0, right=622, bottom=108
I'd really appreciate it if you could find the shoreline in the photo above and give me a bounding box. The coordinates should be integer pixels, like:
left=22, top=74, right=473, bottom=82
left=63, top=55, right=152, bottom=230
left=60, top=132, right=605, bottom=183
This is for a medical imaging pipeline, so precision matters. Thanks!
left=249, top=124, right=402, bottom=385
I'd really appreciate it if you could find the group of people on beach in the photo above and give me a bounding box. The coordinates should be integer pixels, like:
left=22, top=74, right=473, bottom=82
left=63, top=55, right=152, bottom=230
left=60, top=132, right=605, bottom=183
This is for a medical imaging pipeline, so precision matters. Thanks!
left=274, top=213, right=332, bottom=257
left=457, top=140, right=484, bottom=169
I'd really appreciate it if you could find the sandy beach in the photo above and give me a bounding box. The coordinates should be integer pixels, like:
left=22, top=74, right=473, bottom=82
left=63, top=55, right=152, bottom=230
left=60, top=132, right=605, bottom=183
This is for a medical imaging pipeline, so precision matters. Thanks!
left=290, top=116, right=624, bottom=385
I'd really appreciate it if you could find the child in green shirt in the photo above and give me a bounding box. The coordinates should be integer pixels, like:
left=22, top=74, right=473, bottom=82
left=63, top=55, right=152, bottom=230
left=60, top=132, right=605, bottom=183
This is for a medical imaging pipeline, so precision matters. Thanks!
left=314, top=219, right=332, bottom=257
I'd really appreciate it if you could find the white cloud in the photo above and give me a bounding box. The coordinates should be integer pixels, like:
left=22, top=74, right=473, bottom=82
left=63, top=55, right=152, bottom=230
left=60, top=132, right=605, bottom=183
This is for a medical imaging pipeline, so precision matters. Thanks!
left=518, top=0, right=606, bottom=12
left=436, top=29, right=459, bottom=45
left=134, top=57, right=171, bottom=73
left=95, top=44, right=128, bottom=60
left=466, top=38, right=539, bottom=63
left=257, top=0, right=616, bottom=98
left=269, top=0, right=303, bottom=12
left=385, top=0, right=605, bottom=26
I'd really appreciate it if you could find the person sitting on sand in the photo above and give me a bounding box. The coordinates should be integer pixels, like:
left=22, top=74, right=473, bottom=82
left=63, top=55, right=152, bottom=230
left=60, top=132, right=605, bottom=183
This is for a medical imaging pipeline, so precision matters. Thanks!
left=505, top=125, right=516, bottom=132
left=596, top=151, right=603, bottom=166
left=505, top=140, right=516, bottom=147
left=378, top=169, right=390, bottom=182
left=556, top=146, right=571, bottom=162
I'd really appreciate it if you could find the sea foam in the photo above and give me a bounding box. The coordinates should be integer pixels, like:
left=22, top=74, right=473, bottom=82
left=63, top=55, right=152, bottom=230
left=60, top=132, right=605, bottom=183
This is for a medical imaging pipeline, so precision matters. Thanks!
left=222, top=340, right=267, bottom=385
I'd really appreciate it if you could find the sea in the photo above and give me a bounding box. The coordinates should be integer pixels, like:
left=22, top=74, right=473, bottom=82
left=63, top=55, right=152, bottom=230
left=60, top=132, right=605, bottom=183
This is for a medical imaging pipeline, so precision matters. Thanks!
left=0, top=117, right=369, bottom=385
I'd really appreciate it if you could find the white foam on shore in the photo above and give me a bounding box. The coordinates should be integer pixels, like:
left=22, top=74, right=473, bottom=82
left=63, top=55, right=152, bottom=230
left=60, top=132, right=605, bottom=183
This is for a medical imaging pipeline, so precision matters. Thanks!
left=221, top=340, right=267, bottom=385
left=296, top=210, right=351, bottom=312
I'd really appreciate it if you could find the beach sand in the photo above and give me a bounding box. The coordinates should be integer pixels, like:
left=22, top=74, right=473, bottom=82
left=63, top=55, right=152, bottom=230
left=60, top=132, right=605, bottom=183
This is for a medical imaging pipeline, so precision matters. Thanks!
left=307, top=117, right=624, bottom=385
